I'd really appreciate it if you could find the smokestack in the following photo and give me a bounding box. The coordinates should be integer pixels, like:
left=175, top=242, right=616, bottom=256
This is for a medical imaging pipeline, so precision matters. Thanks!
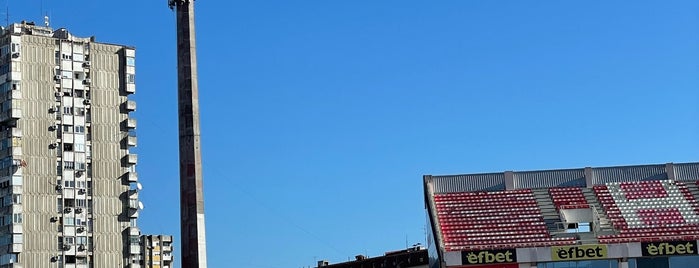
left=168, top=0, right=208, bottom=267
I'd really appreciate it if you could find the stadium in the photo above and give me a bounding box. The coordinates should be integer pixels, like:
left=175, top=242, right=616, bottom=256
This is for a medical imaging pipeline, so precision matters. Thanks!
left=423, top=162, right=699, bottom=268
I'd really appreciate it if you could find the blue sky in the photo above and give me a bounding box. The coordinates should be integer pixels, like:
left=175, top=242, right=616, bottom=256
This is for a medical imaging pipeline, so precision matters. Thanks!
left=13, top=1, right=699, bottom=267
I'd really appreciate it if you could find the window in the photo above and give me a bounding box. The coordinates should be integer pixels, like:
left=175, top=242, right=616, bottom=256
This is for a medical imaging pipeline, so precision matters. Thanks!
left=12, top=213, right=20, bottom=224
left=126, top=57, right=135, bottom=66
left=64, top=161, right=74, bottom=170
left=64, top=217, right=75, bottom=226
left=75, top=126, right=85, bottom=133
left=76, top=236, right=87, bottom=245
left=76, top=199, right=86, bottom=208
left=63, top=180, right=75, bottom=188
left=129, top=235, right=140, bottom=245
left=12, top=194, right=20, bottom=204
left=127, top=74, right=135, bottom=84
left=63, top=143, right=73, bottom=152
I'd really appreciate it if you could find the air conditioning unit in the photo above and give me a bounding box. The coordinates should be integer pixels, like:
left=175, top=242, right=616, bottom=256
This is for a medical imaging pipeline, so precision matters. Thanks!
left=82, top=61, right=91, bottom=67
left=75, top=208, right=83, bottom=214
left=11, top=52, right=19, bottom=58
left=62, top=244, right=71, bottom=251
left=83, top=78, right=91, bottom=85
left=78, top=244, right=86, bottom=251
left=50, top=216, right=59, bottom=222
left=77, top=227, right=85, bottom=232
left=55, top=185, right=62, bottom=191
left=54, top=75, right=61, bottom=81
left=49, top=125, right=58, bottom=131
left=50, top=256, right=59, bottom=262
left=49, top=143, right=58, bottom=149
left=54, top=92, right=62, bottom=97
left=78, top=188, right=86, bottom=194
left=83, top=99, right=91, bottom=105
left=64, top=207, right=72, bottom=213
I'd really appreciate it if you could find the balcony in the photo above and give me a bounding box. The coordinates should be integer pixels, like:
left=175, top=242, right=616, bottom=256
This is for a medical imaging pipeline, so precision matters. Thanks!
left=3, top=90, right=20, bottom=101
left=125, top=171, right=138, bottom=183
left=125, top=84, right=136, bottom=94
left=0, top=128, right=20, bottom=140
left=126, top=135, right=137, bottom=147
left=123, top=154, right=138, bottom=165
left=0, top=109, right=21, bottom=122
left=128, top=226, right=141, bottom=236
left=124, top=100, right=136, bottom=112
left=124, top=118, right=137, bottom=130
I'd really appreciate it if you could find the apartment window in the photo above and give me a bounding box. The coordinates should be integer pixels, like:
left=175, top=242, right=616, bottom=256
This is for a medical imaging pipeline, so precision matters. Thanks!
left=64, top=236, right=75, bottom=245
left=63, top=143, right=73, bottom=152
left=64, top=161, right=74, bottom=170
left=11, top=194, right=20, bottom=205
left=76, top=199, right=86, bottom=208
left=76, top=162, right=86, bottom=170
left=75, top=126, right=85, bottom=133
left=63, top=107, right=73, bottom=115
left=127, top=74, right=135, bottom=84
left=126, top=57, right=135, bottom=66
left=75, top=108, right=86, bottom=116
left=61, top=71, right=72, bottom=79
left=76, top=236, right=87, bottom=245
left=129, top=235, right=140, bottom=245
left=63, top=180, right=75, bottom=188
left=12, top=213, right=20, bottom=224
left=129, top=218, right=137, bottom=227
left=63, top=125, right=73, bottom=132
left=64, top=217, right=75, bottom=226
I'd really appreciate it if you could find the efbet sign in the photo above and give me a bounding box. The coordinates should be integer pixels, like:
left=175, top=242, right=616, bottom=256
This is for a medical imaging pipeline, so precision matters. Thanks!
left=461, top=249, right=516, bottom=265
left=642, top=241, right=698, bottom=256
left=551, top=245, right=607, bottom=261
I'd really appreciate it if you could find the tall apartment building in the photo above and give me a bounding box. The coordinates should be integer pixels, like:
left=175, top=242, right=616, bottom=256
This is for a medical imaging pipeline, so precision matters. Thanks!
left=141, top=235, right=174, bottom=268
left=0, top=21, right=143, bottom=267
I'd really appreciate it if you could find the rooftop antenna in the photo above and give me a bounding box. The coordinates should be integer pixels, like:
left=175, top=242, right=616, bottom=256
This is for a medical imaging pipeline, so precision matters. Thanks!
left=43, top=15, right=49, bottom=27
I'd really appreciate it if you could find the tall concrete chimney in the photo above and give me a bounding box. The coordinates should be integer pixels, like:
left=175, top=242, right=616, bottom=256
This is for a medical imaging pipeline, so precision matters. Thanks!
left=168, top=0, right=208, bottom=267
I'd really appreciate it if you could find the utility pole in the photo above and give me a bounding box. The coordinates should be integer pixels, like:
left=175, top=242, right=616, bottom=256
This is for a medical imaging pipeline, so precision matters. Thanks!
left=168, top=0, right=208, bottom=267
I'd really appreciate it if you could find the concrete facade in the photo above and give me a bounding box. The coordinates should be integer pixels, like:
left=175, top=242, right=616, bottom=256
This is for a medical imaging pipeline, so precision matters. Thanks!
left=1, top=21, right=141, bottom=267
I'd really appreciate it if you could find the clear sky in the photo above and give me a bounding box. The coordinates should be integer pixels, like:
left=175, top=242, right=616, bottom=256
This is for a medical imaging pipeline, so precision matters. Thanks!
left=12, top=1, right=699, bottom=267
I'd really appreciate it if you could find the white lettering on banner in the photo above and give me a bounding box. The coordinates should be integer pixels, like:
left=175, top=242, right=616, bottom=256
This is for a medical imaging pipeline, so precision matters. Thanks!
left=609, top=182, right=699, bottom=227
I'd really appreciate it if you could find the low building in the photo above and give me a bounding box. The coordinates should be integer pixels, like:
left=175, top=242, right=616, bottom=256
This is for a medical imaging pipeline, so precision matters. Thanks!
left=141, top=235, right=174, bottom=268
left=318, top=245, right=428, bottom=268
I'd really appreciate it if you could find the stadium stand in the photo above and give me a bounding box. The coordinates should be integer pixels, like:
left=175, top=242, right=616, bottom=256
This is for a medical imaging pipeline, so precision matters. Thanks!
left=435, top=189, right=576, bottom=251
left=424, top=162, right=699, bottom=268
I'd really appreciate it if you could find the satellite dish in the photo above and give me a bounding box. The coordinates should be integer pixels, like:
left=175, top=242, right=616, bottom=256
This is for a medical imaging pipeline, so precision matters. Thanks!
left=136, top=182, right=143, bottom=191
left=138, top=201, right=144, bottom=210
